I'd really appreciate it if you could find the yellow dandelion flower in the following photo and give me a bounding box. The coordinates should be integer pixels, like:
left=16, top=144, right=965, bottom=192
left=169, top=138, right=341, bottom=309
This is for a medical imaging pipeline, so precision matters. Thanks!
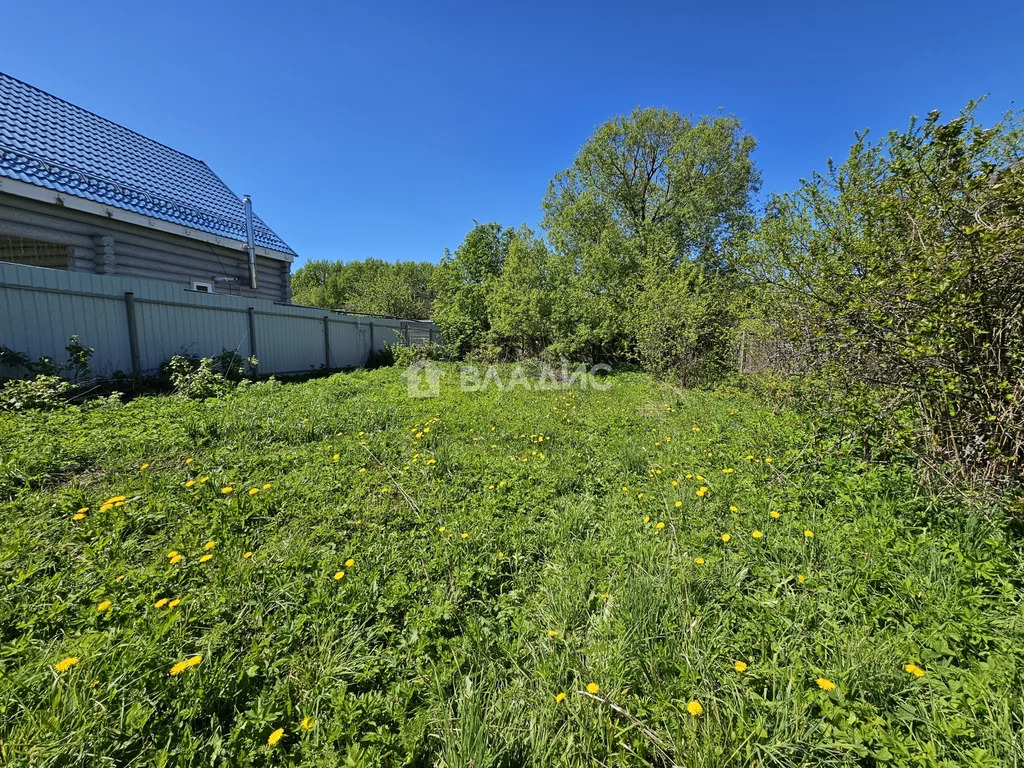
left=804, top=530, right=814, bottom=539
left=696, top=487, right=708, bottom=497
left=734, top=660, right=747, bottom=672
left=72, top=512, right=87, bottom=521
left=249, top=488, right=259, bottom=495
left=199, top=476, right=209, bottom=483
left=300, top=715, right=316, bottom=731
left=686, top=700, right=703, bottom=717
left=76, top=506, right=90, bottom=514
left=721, top=533, right=731, bottom=543
left=140, top=463, right=150, bottom=470
left=154, top=598, right=169, bottom=609
left=685, top=473, right=693, bottom=479
left=169, top=660, right=189, bottom=676
left=334, top=570, right=345, bottom=580
left=729, top=505, right=738, bottom=512
left=221, top=487, right=233, bottom=494
left=586, top=682, right=600, bottom=694
left=816, top=677, right=836, bottom=691
left=204, top=541, right=215, bottom=551
left=381, top=487, right=390, bottom=494
left=600, top=593, right=610, bottom=600
left=99, top=503, right=113, bottom=512
left=54, top=656, right=79, bottom=673
left=97, top=600, right=112, bottom=612
left=199, top=554, right=213, bottom=563
left=695, top=557, right=705, bottom=564
left=263, top=483, right=272, bottom=489
left=168, top=599, right=181, bottom=608
left=643, top=515, right=650, bottom=523
left=547, top=630, right=558, bottom=638
left=764, top=457, right=772, bottom=463
left=186, top=654, right=202, bottom=667
left=722, top=468, right=734, bottom=474
left=674, top=501, right=682, bottom=508
left=105, top=496, right=126, bottom=504
left=752, top=530, right=763, bottom=539
left=671, top=480, right=678, bottom=487
left=797, top=574, right=805, bottom=583
left=555, top=692, right=567, bottom=702
left=770, top=511, right=781, bottom=519
left=170, top=554, right=184, bottom=565
left=345, top=558, right=355, bottom=567
left=268, top=728, right=284, bottom=746
left=461, top=532, right=469, bottom=539
left=243, top=551, right=254, bottom=558
left=656, top=521, right=665, bottom=529
left=185, top=480, right=196, bottom=488
left=904, top=663, right=925, bottom=678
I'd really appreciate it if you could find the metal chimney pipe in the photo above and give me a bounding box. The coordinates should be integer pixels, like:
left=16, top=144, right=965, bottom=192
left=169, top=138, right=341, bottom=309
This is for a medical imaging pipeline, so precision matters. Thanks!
left=243, top=195, right=258, bottom=290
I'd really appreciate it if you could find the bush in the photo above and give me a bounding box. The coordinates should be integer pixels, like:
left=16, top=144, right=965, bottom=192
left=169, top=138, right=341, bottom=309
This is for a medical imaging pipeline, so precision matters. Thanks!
left=0, top=374, right=72, bottom=411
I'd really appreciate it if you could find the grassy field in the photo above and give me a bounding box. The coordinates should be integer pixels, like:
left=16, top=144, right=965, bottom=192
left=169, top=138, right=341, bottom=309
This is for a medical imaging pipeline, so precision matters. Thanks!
left=1, top=365, right=1022, bottom=767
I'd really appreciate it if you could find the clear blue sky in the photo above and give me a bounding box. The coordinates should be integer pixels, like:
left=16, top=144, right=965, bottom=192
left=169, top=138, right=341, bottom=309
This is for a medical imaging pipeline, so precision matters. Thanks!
left=4, top=0, right=1022, bottom=268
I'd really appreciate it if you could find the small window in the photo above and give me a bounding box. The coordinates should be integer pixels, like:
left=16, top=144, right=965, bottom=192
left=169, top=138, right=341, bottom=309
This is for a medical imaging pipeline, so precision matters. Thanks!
left=191, top=280, right=214, bottom=293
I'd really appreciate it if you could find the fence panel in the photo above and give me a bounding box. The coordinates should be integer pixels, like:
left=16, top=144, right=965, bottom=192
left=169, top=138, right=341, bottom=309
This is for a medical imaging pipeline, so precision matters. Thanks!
left=0, top=262, right=439, bottom=380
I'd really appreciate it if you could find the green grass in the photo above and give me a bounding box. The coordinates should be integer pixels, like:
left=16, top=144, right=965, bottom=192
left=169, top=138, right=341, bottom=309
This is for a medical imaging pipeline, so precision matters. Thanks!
left=1, top=366, right=1022, bottom=767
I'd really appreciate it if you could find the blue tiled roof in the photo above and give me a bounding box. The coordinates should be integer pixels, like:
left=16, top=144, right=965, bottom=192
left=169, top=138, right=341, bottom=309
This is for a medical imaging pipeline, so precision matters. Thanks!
left=0, top=72, right=296, bottom=257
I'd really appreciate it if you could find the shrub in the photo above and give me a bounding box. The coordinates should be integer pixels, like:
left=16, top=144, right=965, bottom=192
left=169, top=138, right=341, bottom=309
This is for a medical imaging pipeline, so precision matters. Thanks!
left=0, top=374, right=72, bottom=411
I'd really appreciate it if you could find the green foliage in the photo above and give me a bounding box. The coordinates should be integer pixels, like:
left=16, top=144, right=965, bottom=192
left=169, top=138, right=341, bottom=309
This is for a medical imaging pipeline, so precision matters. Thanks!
left=1, top=367, right=1022, bottom=765
left=742, top=101, right=1024, bottom=479
left=0, top=373, right=72, bottom=411
left=292, top=258, right=435, bottom=319
left=163, top=351, right=257, bottom=399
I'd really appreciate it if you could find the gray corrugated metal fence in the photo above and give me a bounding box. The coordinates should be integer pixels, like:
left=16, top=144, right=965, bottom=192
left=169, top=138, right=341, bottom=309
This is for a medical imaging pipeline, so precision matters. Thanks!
left=0, top=261, right=439, bottom=379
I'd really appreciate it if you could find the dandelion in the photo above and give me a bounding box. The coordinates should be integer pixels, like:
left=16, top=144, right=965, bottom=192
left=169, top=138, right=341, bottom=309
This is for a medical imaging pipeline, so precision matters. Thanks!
left=600, top=593, right=610, bottom=600
left=268, top=728, right=284, bottom=746
left=671, top=480, right=678, bottom=487
left=97, top=600, right=112, bottom=612
left=186, top=654, right=202, bottom=667
left=696, top=487, right=709, bottom=497
left=243, top=551, right=254, bottom=559
left=300, top=715, right=316, bottom=731
left=345, top=558, right=355, bottom=567
left=170, top=554, right=184, bottom=565
left=695, top=557, right=705, bottom=565
left=643, top=515, right=650, bottom=523
left=249, top=488, right=259, bottom=495
left=154, top=598, right=169, bottom=609
left=199, top=476, right=209, bottom=483
left=76, top=506, right=89, bottom=514
left=804, top=530, right=814, bottom=539
left=904, top=663, right=925, bottom=678
left=334, top=570, right=345, bottom=580
left=586, top=682, right=600, bottom=694
left=100, top=503, right=113, bottom=512
left=656, top=521, right=665, bottom=529
left=555, top=692, right=567, bottom=703
left=263, top=483, right=272, bottom=489
left=221, top=487, right=233, bottom=494
left=722, top=468, right=734, bottom=474
left=170, top=660, right=189, bottom=676
left=72, top=512, right=87, bottom=521
left=140, top=463, right=150, bottom=470
left=686, top=700, right=704, bottom=717
left=734, top=660, right=747, bottom=673
left=498, top=551, right=504, bottom=559
left=797, top=574, right=805, bottom=583
left=461, top=532, right=469, bottom=539
left=770, top=511, right=780, bottom=519
left=186, top=458, right=194, bottom=464
left=381, top=487, right=391, bottom=494
left=674, top=501, right=682, bottom=508
left=765, top=457, right=772, bottom=463
left=729, top=505, right=738, bottom=512
left=816, top=677, right=836, bottom=691
left=185, top=480, right=196, bottom=488
left=752, top=530, right=763, bottom=539
left=721, top=533, right=731, bottom=543
left=204, top=541, right=215, bottom=551
left=54, top=656, right=79, bottom=673
left=547, top=630, right=558, bottom=638
left=168, top=599, right=181, bottom=609
left=199, top=554, right=213, bottom=563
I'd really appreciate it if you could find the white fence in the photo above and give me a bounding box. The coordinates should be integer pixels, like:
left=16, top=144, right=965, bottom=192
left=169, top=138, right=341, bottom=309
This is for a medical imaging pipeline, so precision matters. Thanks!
left=0, top=262, right=439, bottom=379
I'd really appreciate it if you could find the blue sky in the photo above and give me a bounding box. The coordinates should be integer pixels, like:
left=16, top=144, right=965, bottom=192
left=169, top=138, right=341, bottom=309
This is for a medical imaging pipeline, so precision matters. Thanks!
left=4, top=0, right=1022, bottom=267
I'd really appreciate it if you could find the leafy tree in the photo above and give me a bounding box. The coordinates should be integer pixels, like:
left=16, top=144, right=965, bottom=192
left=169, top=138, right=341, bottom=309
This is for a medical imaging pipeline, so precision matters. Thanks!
left=291, top=259, right=435, bottom=319
left=742, top=102, right=1024, bottom=479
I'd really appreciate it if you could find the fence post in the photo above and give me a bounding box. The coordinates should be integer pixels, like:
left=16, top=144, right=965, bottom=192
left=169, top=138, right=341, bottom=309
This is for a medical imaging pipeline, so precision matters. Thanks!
left=403, top=322, right=410, bottom=345
left=323, top=315, right=331, bottom=370
left=369, top=322, right=374, bottom=357
left=124, top=291, right=141, bottom=376
left=247, top=307, right=258, bottom=376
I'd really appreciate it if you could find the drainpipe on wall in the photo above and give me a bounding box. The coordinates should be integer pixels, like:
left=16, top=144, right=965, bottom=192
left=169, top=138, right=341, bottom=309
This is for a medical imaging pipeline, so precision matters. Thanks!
left=243, top=195, right=258, bottom=290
